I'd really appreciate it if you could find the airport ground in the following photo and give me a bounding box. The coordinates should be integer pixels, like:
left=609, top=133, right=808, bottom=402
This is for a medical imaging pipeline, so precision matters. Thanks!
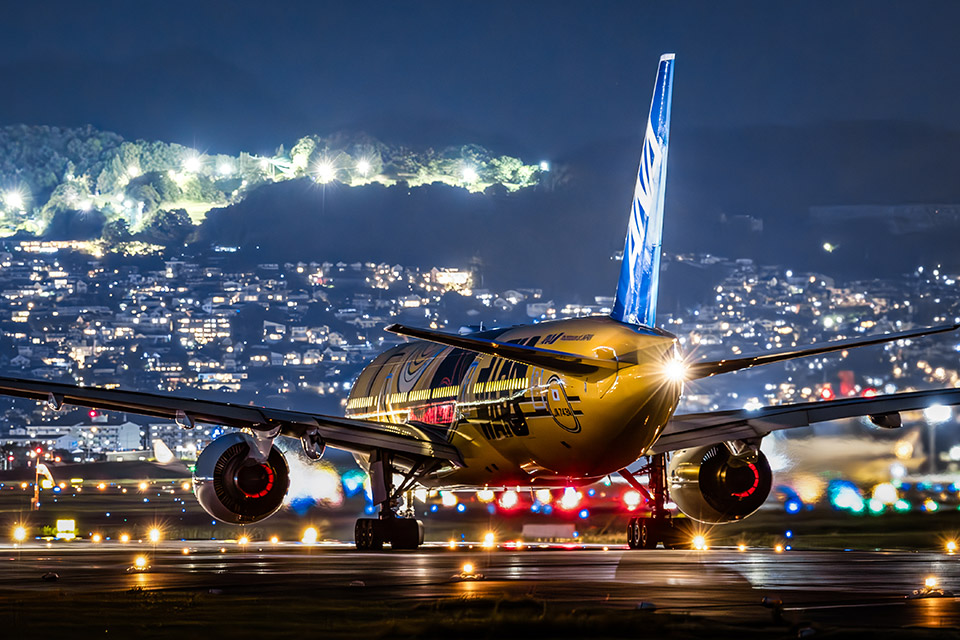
left=3, top=479, right=960, bottom=637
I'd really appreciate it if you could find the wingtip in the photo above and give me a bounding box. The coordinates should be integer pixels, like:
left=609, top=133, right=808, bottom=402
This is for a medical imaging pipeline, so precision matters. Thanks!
left=660, top=53, right=676, bottom=61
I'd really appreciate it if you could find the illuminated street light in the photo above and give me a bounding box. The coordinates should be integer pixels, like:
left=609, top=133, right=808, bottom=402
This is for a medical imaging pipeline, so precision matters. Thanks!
left=138, top=481, right=148, bottom=491
left=925, top=576, right=939, bottom=589
left=238, top=535, right=249, bottom=546
left=133, top=556, right=148, bottom=571
left=946, top=540, right=957, bottom=553
left=120, top=533, right=130, bottom=543
left=13, top=525, right=26, bottom=543
left=692, top=535, right=707, bottom=551
left=270, top=536, right=279, bottom=545
left=302, top=527, right=318, bottom=544
left=91, top=533, right=102, bottom=543
left=149, top=528, right=161, bottom=543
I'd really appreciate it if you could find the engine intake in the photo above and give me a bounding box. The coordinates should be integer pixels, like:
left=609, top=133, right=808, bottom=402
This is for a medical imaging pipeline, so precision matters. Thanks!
left=193, top=432, right=290, bottom=524
left=668, top=443, right=772, bottom=524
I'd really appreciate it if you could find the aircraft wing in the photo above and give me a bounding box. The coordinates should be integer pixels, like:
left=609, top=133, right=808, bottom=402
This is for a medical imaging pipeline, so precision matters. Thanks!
left=0, top=376, right=463, bottom=466
left=649, top=387, right=960, bottom=454
left=386, top=323, right=619, bottom=376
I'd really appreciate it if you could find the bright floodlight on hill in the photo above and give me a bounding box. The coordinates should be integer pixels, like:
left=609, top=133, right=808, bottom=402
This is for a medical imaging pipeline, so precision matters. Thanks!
left=184, top=155, right=202, bottom=173
left=315, top=160, right=336, bottom=184
left=462, top=167, right=478, bottom=183
left=356, top=159, right=371, bottom=176
left=4, top=190, right=24, bottom=210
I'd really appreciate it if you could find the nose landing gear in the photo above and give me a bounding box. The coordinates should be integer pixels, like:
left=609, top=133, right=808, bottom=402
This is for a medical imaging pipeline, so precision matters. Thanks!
left=621, top=453, right=691, bottom=550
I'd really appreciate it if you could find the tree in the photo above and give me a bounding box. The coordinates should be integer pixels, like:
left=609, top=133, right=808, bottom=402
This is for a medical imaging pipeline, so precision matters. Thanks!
left=140, top=208, right=194, bottom=245
left=102, top=218, right=132, bottom=245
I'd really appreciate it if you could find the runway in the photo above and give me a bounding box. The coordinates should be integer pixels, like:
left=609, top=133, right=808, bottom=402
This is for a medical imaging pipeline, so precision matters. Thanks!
left=2, top=541, right=959, bottom=632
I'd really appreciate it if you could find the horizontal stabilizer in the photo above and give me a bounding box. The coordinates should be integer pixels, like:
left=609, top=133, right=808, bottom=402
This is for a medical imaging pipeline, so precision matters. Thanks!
left=686, top=323, right=959, bottom=380
left=385, top=324, right=619, bottom=377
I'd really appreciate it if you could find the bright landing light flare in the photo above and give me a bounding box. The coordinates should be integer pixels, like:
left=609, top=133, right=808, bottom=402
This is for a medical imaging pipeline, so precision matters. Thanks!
left=663, top=358, right=687, bottom=382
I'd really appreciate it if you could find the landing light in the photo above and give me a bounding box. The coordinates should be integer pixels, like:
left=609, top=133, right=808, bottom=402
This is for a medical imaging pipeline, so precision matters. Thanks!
left=925, top=576, right=939, bottom=589
left=692, top=535, right=707, bottom=551
left=302, top=527, right=318, bottom=544
left=947, top=540, right=957, bottom=553
left=462, top=562, right=474, bottom=574
left=663, top=358, right=687, bottom=382
left=133, top=556, right=148, bottom=571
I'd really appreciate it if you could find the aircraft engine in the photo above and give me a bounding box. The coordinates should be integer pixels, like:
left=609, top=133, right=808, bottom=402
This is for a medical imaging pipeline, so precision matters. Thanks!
left=668, top=443, right=772, bottom=524
left=193, top=432, right=290, bottom=524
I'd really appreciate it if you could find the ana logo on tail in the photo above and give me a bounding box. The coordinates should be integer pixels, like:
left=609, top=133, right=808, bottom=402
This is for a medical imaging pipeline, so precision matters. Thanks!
left=611, top=54, right=674, bottom=328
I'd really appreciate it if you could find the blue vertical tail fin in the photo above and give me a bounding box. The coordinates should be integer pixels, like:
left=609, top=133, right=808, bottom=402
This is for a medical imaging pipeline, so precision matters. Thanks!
left=611, top=53, right=674, bottom=327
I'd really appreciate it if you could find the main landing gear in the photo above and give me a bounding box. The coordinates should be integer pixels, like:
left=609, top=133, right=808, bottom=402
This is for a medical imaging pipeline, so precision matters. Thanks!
left=620, top=453, right=691, bottom=550
left=354, top=451, right=433, bottom=551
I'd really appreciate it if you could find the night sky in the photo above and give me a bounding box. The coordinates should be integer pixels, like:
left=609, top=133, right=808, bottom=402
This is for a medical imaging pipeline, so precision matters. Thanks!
left=3, top=1, right=960, bottom=155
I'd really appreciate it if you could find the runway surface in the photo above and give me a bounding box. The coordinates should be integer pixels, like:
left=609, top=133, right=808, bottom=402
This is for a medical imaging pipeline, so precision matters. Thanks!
left=1, top=541, right=959, bottom=631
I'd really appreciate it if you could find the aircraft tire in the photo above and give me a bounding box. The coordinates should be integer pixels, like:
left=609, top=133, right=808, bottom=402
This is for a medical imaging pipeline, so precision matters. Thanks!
left=638, top=520, right=657, bottom=549
left=355, top=518, right=384, bottom=550
left=626, top=518, right=640, bottom=549
left=387, top=518, right=423, bottom=550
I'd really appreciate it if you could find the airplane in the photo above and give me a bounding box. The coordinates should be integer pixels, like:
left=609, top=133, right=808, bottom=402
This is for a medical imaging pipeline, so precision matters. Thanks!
left=1, top=53, right=959, bottom=551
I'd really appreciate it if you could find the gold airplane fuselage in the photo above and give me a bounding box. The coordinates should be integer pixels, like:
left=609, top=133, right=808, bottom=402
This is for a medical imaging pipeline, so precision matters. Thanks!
left=345, top=316, right=682, bottom=488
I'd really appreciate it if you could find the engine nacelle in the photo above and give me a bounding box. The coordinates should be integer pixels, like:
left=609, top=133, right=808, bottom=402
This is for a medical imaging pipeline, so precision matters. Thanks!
left=193, top=432, right=290, bottom=524
left=668, top=443, right=772, bottom=524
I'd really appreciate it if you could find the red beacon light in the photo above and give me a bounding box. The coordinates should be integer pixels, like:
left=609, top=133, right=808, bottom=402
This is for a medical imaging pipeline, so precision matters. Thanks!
left=820, top=386, right=835, bottom=401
